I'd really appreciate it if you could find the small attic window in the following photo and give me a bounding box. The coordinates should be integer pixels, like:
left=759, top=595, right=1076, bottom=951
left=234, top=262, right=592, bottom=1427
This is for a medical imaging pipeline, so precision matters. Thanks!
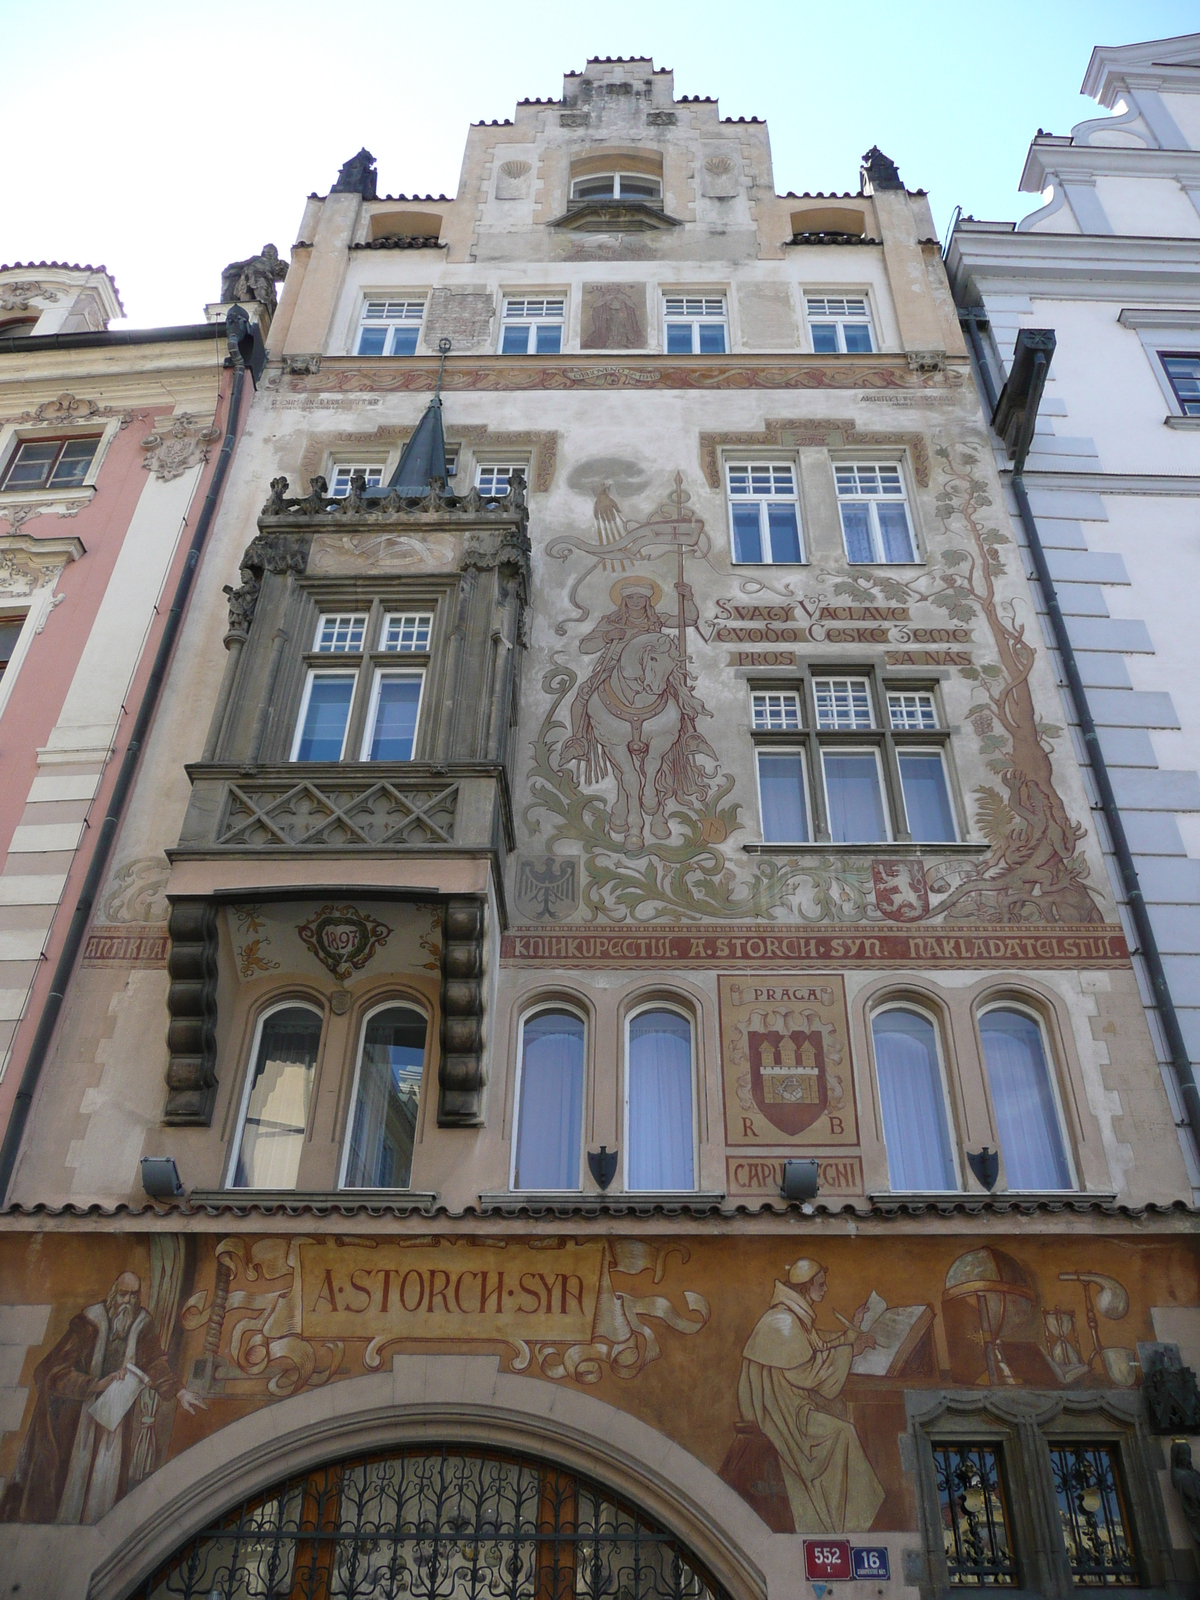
left=369, top=211, right=444, bottom=242
left=789, top=207, right=867, bottom=237
left=571, top=173, right=662, bottom=202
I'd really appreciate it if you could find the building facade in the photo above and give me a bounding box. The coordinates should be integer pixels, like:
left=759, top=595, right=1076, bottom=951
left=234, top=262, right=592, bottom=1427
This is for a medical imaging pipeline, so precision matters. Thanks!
left=1, top=58, right=1198, bottom=1600
left=946, top=32, right=1200, bottom=1202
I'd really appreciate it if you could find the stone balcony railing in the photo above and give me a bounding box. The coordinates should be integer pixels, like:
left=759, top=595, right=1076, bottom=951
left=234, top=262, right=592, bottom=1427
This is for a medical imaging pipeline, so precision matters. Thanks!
left=172, top=763, right=512, bottom=862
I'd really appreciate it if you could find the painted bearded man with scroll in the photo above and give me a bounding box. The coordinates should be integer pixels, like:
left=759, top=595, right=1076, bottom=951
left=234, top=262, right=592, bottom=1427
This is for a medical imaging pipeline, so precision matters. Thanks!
left=738, top=1258, right=884, bottom=1533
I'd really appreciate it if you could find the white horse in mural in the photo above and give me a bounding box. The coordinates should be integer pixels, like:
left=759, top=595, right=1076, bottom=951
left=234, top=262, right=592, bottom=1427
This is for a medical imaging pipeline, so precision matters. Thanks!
left=571, top=632, right=688, bottom=851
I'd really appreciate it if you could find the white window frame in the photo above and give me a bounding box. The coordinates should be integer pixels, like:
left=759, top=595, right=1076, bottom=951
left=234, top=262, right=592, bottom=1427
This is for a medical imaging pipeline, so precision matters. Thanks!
left=1117, top=309, right=1200, bottom=423
left=474, top=461, right=527, bottom=499
left=226, top=1000, right=325, bottom=1189
left=870, top=1001, right=961, bottom=1193
left=570, top=172, right=662, bottom=202
left=662, top=295, right=728, bottom=355
left=338, top=997, right=430, bottom=1191
left=509, top=1002, right=588, bottom=1192
left=805, top=294, right=875, bottom=354
left=360, top=667, right=426, bottom=762
left=329, top=462, right=385, bottom=498
left=755, top=746, right=812, bottom=844
left=751, top=689, right=802, bottom=731
left=820, top=744, right=892, bottom=843
left=623, top=1001, right=698, bottom=1194
left=381, top=612, right=434, bottom=653
left=975, top=1000, right=1077, bottom=1193
left=834, top=460, right=917, bottom=564
left=813, top=676, right=875, bottom=730
left=726, top=460, right=804, bottom=564
left=290, top=668, right=358, bottom=761
left=888, top=689, right=939, bottom=730
left=896, top=746, right=958, bottom=843
left=314, top=613, right=367, bottom=653
left=499, top=297, right=565, bottom=356
left=356, top=298, right=426, bottom=356
left=0, top=417, right=120, bottom=505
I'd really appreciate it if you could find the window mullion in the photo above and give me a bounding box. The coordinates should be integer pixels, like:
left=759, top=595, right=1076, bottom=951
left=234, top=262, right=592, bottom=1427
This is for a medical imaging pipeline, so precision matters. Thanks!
left=872, top=668, right=910, bottom=841
left=344, top=600, right=383, bottom=761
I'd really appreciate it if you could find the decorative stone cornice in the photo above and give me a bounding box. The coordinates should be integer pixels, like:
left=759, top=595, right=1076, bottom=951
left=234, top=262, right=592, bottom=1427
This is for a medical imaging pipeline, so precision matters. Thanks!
left=0, top=391, right=137, bottom=428
left=0, top=531, right=84, bottom=591
left=0, top=280, right=59, bottom=312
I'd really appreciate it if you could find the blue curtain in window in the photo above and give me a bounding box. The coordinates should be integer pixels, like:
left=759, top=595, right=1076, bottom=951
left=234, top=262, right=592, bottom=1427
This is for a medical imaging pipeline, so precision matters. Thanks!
left=513, top=1011, right=584, bottom=1189
left=979, top=1009, right=1070, bottom=1189
left=628, top=1011, right=693, bottom=1190
left=872, top=1009, right=955, bottom=1191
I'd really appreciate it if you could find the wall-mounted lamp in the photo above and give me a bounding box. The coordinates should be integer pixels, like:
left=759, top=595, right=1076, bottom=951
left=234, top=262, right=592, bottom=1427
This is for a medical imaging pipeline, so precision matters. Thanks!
left=780, top=1158, right=820, bottom=1203
left=140, top=1156, right=185, bottom=1200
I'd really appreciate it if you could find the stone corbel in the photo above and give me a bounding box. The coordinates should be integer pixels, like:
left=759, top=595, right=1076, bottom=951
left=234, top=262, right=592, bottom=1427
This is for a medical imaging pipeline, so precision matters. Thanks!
left=906, top=350, right=946, bottom=373
left=439, top=897, right=486, bottom=1125
left=163, top=899, right=220, bottom=1124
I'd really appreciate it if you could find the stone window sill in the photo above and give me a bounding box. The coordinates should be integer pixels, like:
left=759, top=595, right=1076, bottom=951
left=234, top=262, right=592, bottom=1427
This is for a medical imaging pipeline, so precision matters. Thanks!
left=742, top=840, right=990, bottom=855
left=1165, top=415, right=1200, bottom=429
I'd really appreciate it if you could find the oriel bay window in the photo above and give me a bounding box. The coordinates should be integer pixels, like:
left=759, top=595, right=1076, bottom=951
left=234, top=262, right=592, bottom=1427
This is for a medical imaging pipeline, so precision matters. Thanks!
left=341, top=1003, right=428, bottom=1189
left=750, top=672, right=959, bottom=845
left=291, top=605, right=434, bottom=764
left=229, top=1003, right=323, bottom=1189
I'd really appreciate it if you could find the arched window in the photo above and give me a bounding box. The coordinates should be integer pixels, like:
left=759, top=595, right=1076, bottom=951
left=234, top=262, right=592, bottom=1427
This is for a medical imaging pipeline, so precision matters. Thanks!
left=979, top=1006, right=1071, bottom=1190
left=626, top=1007, right=694, bottom=1191
left=871, top=1006, right=956, bottom=1191
left=230, top=1004, right=323, bottom=1190
left=131, top=1445, right=731, bottom=1600
left=342, top=1003, right=428, bottom=1189
left=513, top=1007, right=585, bottom=1190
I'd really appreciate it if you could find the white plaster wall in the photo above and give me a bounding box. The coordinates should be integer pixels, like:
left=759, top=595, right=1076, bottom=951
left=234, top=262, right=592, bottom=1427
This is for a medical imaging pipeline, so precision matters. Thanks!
left=1094, top=174, right=1200, bottom=237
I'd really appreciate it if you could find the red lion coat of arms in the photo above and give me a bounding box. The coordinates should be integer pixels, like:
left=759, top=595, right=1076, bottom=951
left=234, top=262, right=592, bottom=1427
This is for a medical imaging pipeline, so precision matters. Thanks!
left=872, top=859, right=930, bottom=922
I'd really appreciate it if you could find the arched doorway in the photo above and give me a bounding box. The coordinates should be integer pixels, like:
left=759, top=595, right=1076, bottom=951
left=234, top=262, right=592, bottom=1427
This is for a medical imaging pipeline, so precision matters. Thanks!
left=130, top=1443, right=734, bottom=1600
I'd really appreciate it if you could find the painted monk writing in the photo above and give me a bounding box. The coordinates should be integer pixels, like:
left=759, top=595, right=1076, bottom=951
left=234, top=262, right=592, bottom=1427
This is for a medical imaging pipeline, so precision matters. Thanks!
left=738, top=1257, right=885, bottom=1533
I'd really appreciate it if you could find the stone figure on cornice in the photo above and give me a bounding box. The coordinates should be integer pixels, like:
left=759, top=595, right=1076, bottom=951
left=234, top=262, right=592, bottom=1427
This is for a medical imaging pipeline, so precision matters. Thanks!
left=219, top=244, right=286, bottom=309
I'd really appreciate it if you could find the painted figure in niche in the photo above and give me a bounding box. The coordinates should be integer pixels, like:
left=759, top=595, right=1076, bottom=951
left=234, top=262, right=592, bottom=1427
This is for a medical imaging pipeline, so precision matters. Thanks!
left=558, top=577, right=715, bottom=851
left=737, top=1258, right=884, bottom=1533
left=0, top=1272, right=205, bottom=1526
left=581, top=285, right=646, bottom=350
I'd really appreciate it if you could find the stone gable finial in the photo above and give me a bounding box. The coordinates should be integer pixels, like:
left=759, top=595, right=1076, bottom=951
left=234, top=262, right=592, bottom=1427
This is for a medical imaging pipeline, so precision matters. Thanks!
left=860, top=146, right=903, bottom=193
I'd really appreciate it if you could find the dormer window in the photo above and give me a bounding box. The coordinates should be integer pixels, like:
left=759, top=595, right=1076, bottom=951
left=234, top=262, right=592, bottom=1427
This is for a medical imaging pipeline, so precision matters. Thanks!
left=570, top=173, right=662, bottom=202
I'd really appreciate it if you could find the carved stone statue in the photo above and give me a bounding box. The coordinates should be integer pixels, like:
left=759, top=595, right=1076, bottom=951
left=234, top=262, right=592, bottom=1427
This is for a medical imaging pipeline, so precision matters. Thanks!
left=219, top=244, right=286, bottom=309
left=331, top=148, right=378, bottom=200
left=1171, top=1441, right=1200, bottom=1546
left=860, top=147, right=903, bottom=192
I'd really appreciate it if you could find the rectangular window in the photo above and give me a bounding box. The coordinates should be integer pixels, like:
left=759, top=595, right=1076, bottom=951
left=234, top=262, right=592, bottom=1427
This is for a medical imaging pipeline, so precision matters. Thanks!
left=330, top=463, right=384, bottom=498
left=757, top=750, right=810, bottom=842
left=888, top=689, right=938, bottom=729
left=382, top=613, right=433, bottom=653
left=813, top=677, right=873, bottom=729
left=806, top=295, right=874, bottom=354
left=356, top=299, right=425, bottom=356
left=314, top=614, right=367, bottom=653
left=1160, top=352, right=1200, bottom=415
left=727, top=463, right=802, bottom=563
left=663, top=295, right=727, bottom=354
left=363, top=670, right=423, bottom=761
left=1050, top=1445, right=1138, bottom=1587
left=475, top=463, right=524, bottom=498
left=0, top=616, right=25, bottom=680
left=751, top=690, right=802, bottom=730
left=292, top=672, right=356, bottom=761
left=899, top=750, right=957, bottom=842
left=822, top=748, right=888, bottom=842
left=1, top=436, right=99, bottom=491
left=500, top=297, right=564, bottom=355
left=933, top=1444, right=1018, bottom=1587
left=836, top=462, right=916, bottom=562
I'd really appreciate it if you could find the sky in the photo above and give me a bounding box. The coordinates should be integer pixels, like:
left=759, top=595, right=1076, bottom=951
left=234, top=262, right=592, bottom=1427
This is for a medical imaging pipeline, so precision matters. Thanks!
left=2, top=0, right=1196, bottom=329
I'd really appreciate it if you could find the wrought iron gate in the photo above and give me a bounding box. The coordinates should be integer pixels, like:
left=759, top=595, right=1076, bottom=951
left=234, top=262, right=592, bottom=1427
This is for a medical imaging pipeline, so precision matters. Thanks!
left=131, top=1444, right=733, bottom=1600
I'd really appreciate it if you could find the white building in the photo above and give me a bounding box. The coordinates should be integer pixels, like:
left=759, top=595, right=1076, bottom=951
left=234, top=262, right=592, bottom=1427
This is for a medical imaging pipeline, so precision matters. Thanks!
left=946, top=31, right=1200, bottom=1192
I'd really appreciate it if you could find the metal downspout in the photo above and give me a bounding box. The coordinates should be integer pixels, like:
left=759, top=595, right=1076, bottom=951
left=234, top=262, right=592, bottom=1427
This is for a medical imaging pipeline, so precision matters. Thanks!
left=963, top=315, right=1200, bottom=1168
left=0, top=360, right=248, bottom=1203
